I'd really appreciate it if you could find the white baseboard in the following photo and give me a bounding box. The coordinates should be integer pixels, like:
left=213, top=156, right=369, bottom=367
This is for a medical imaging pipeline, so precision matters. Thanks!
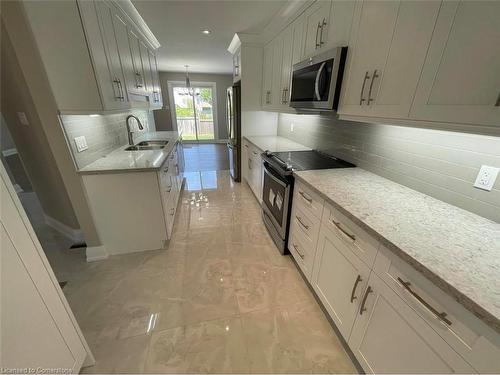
left=44, top=214, right=85, bottom=243
left=86, top=245, right=108, bottom=262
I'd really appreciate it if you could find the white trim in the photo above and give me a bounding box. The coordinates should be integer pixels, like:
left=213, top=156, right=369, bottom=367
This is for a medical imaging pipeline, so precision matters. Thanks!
left=44, top=214, right=85, bottom=243
left=167, top=81, right=219, bottom=141
left=86, top=245, right=108, bottom=262
left=2, top=148, right=18, bottom=157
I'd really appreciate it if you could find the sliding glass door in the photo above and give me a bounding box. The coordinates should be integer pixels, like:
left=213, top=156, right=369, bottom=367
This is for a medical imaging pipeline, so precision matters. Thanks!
left=171, top=84, right=216, bottom=141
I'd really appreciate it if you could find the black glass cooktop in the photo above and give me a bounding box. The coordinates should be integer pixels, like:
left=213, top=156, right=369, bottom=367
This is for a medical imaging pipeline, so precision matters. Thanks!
left=270, top=150, right=355, bottom=171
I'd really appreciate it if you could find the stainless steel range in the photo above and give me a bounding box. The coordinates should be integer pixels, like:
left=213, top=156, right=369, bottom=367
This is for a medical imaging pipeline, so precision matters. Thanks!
left=261, top=150, right=355, bottom=254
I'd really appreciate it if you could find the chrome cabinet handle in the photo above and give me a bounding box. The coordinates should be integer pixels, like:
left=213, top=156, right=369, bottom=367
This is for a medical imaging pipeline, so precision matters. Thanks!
left=330, top=218, right=356, bottom=241
left=495, top=91, right=500, bottom=106
left=359, top=71, right=370, bottom=105
left=166, top=186, right=172, bottom=192
left=367, top=69, right=379, bottom=105
left=244, top=144, right=249, bottom=148
left=296, top=216, right=309, bottom=230
left=113, top=79, right=124, bottom=100
left=319, top=18, right=327, bottom=46
left=299, top=190, right=312, bottom=203
left=397, top=277, right=452, bottom=326
left=163, top=167, right=169, bottom=173
left=283, top=88, right=288, bottom=104
left=248, top=158, right=252, bottom=170
left=252, top=151, right=258, bottom=155
left=292, top=243, right=305, bottom=259
left=350, top=275, right=362, bottom=303
left=170, top=208, right=175, bottom=216
left=359, top=286, right=373, bottom=315
left=315, top=22, right=321, bottom=48
left=135, top=72, right=143, bottom=88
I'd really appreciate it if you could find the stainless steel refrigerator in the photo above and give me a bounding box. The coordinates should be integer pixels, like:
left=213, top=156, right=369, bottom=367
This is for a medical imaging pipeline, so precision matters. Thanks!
left=226, top=83, right=241, bottom=181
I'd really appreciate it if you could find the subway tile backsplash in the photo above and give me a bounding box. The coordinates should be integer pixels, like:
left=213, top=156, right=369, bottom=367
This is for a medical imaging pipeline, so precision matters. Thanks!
left=60, top=110, right=153, bottom=169
left=278, top=113, right=500, bottom=223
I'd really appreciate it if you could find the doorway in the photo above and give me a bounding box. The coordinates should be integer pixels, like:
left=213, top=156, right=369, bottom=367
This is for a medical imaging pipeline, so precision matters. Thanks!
left=168, top=82, right=218, bottom=142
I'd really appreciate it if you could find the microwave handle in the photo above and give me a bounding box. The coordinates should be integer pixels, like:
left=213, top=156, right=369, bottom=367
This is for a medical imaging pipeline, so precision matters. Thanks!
left=314, top=62, right=326, bottom=101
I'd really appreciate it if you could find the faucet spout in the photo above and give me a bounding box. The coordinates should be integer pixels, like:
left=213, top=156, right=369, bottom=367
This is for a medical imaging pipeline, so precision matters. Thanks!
left=126, top=115, right=144, bottom=145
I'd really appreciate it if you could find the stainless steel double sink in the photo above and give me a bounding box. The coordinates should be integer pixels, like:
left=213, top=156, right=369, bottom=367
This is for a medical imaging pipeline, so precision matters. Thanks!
left=125, top=140, right=168, bottom=151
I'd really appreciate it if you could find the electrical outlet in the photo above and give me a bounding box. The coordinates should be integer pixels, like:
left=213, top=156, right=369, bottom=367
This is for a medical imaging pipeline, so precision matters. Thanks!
left=74, top=136, right=88, bottom=153
left=290, top=123, right=294, bottom=132
left=473, top=165, right=499, bottom=191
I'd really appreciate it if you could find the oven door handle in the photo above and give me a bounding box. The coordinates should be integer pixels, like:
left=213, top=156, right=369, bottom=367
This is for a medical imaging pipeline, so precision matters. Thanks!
left=263, top=163, right=288, bottom=188
left=314, top=62, right=326, bottom=101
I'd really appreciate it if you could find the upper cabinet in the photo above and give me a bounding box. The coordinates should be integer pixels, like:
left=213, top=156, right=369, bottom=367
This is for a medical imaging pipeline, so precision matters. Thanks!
left=21, top=0, right=161, bottom=114
left=302, top=1, right=332, bottom=57
left=410, top=1, right=500, bottom=127
left=232, top=48, right=242, bottom=83
left=339, top=1, right=441, bottom=119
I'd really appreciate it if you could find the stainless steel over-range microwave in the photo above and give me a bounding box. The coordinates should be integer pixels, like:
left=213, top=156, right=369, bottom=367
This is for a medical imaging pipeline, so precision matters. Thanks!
left=289, top=46, right=347, bottom=111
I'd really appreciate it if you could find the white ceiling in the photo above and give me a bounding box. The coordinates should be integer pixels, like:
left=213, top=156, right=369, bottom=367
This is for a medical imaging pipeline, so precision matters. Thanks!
left=132, top=0, right=288, bottom=74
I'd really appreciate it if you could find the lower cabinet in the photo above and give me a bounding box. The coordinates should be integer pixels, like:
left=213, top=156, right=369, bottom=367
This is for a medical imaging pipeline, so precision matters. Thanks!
left=312, top=224, right=371, bottom=339
left=246, top=142, right=264, bottom=202
left=349, top=272, right=475, bottom=374
left=82, top=144, right=183, bottom=255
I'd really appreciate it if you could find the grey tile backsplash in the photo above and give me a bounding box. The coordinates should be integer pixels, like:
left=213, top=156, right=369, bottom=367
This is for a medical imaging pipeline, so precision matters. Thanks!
left=278, top=113, right=500, bottom=223
left=60, top=110, right=154, bottom=169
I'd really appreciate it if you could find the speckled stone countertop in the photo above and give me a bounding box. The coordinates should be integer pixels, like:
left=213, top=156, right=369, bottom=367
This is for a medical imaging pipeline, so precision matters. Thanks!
left=244, top=135, right=311, bottom=152
left=78, top=131, right=180, bottom=175
left=294, top=168, right=500, bottom=333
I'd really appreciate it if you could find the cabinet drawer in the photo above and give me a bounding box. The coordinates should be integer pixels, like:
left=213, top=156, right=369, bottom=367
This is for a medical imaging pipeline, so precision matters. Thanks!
left=322, top=201, right=379, bottom=267
left=293, top=181, right=324, bottom=219
left=289, top=204, right=320, bottom=250
left=374, top=247, right=500, bottom=374
left=289, top=230, right=315, bottom=282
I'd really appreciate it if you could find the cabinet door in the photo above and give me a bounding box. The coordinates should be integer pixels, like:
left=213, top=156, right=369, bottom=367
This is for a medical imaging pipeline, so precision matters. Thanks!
left=303, top=1, right=332, bottom=57
left=340, top=1, right=440, bottom=119
left=95, top=1, right=129, bottom=108
left=271, top=37, right=284, bottom=108
left=325, top=1, right=355, bottom=49
left=128, top=30, right=147, bottom=94
left=262, top=43, right=274, bottom=108
left=312, top=224, right=371, bottom=340
left=139, top=41, right=154, bottom=94
left=410, top=1, right=500, bottom=127
left=279, top=26, right=294, bottom=109
left=349, top=273, right=475, bottom=374
left=291, top=16, right=306, bottom=66
left=148, top=50, right=162, bottom=107
left=112, top=13, right=136, bottom=96
left=242, top=140, right=249, bottom=182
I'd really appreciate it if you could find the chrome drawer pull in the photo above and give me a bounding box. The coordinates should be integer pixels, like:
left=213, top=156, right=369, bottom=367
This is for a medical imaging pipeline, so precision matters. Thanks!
left=296, top=216, right=309, bottom=230
left=350, top=275, right=362, bottom=303
left=299, top=190, right=312, bottom=203
left=292, top=243, right=305, bottom=259
left=359, top=71, right=370, bottom=105
left=359, top=286, right=373, bottom=315
left=397, top=277, right=452, bottom=326
left=330, top=219, right=356, bottom=241
left=367, top=69, right=379, bottom=105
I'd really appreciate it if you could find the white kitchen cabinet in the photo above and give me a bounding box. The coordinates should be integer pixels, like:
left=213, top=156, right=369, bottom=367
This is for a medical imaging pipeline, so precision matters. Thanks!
left=262, top=43, right=274, bottom=109
left=303, top=1, right=332, bottom=58
left=311, top=224, right=371, bottom=340
left=82, top=145, right=183, bottom=255
left=148, top=49, right=163, bottom=107
left=242, top=139, right=250, bottom=183
left=325, top=1, right=355, bottom=49
left=278, top=27, right=294, bottom=110
left=233, top=48, right=242, bottom=83
left=340, top=1, right=441, bottom=119
left=349, top=272, right=475, bottom=374
left=271, top=38, right=284, bottom=107
left=247, top=143, right=263, bottom=202
left=128, top=30, right=148, bottom=95
left=291, top=16, right=306, bottom=66
left=21, top=0, right=161, bottom=113
left=410, top=1, right=500, bottom=127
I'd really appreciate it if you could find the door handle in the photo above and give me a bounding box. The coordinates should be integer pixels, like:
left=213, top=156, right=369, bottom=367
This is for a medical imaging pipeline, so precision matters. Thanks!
left=292, top=243, right=305, bottom=259
left=296, top=216, right=309, bottom=230
left=359, top=286, right=373, bottom=315
left=350, top=275, right=362, bottom=303
left=315, top=22, right=321, bottom=48
left=359, top=71, right=370, bottom=105
left=367, top=69, right=379, bottom=105
left=319, top=18, right=327, bottom=46
left=299, top=190, right=312, bottom=203
left=314, top=62, right=326, bottom=101
left=330, top=218, right=356, bottom=241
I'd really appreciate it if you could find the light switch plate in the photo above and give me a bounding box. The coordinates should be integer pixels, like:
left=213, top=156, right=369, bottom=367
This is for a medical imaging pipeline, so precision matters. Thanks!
left=74, top=136, right=88, bottom=153
left=473, top=165, right=499, bottom=191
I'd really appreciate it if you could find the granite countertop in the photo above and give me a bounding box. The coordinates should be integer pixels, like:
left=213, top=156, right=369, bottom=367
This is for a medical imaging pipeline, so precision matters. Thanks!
left=294, top=168, right=500, bottom=333
left=244, top=135, right=311, bottom=152
left=78, top=131, right=181, bottom=175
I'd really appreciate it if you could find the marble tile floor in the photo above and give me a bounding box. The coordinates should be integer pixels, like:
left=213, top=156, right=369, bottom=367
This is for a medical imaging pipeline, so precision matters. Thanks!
left=57, top=170, right=357, bottom=373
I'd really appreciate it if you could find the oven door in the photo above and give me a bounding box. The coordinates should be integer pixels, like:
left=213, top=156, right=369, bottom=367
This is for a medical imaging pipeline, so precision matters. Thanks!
left=289, top=47, right=347, bottom=110
left=262, top=162, right=291, bottom=239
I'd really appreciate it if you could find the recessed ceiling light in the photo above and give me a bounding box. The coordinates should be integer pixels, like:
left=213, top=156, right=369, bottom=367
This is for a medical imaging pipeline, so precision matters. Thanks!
left=202, top=30, right=211, bottom=35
